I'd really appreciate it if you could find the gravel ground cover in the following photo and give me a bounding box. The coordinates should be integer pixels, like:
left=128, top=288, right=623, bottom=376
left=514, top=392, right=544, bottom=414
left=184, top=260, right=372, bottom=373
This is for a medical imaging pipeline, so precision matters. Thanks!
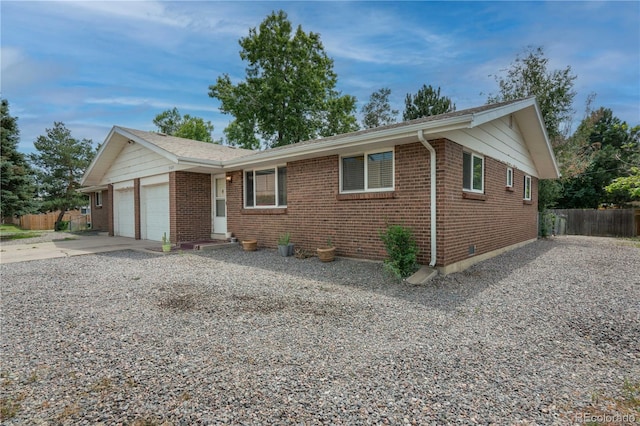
left=1, top=236, right=638, bottom=424
left=0, top=230, right=87, bottom=246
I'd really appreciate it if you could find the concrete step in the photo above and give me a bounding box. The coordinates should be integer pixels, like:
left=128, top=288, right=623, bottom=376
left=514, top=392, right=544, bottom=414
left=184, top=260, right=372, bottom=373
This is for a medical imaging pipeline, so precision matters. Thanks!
left=406, top=265, right=438, bottom=285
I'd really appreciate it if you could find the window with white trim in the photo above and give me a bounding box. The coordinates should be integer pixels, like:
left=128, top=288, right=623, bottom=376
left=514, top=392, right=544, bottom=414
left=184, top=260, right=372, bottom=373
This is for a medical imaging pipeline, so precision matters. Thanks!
left=341, top=149, right=394, bottom=193
left=245, top=166, right=287, bottom=208
left=523, top=175, right=532, bottom=201
left=95, top=191, right=103, bottom=207
left=506, top=167, right=513, bottom=188
left=463, top=151, right=484, bottom=193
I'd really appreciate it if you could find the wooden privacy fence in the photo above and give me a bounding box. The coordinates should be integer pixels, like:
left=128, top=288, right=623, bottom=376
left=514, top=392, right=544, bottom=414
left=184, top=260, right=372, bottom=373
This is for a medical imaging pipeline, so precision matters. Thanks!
left=14, top=210, right=85, bottom=230
left=549, top=208, right=638, bottom=237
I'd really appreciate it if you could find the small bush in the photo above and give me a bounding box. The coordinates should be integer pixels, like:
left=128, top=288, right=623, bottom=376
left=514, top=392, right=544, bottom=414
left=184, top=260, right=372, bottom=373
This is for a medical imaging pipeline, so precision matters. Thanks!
left=379, top=224, right=419, bottom=279
left=538, top=210, right=556, bottom=238
left=55, top=220, right=69, bottom=231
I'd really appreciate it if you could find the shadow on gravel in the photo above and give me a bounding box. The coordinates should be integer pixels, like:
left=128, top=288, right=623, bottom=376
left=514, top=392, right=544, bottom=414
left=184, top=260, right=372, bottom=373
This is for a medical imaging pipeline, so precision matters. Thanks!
left=86, top=239, right=557, bottom=313
left=182, top=238, right=558, bottom=312
left=92, top=249, right=162, bottom=261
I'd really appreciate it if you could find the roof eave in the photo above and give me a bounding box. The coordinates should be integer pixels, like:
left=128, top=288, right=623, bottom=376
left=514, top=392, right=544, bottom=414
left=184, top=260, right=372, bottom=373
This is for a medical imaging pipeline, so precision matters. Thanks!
left=78, top=184, right=109, bottom=193
left=114, top=127, right=179, bottom=163
left=176, top=157, right=225, bottom=168
left=470, top=97, right=536, bottom=126
left=81, top=126, right=118, bottom=186
left=223, top=115, right=473, bottom=169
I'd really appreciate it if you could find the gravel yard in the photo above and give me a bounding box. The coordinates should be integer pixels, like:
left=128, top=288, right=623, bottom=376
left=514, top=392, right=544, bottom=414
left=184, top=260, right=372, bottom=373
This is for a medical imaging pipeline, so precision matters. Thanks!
left=1, top=236, right=638, bottom=424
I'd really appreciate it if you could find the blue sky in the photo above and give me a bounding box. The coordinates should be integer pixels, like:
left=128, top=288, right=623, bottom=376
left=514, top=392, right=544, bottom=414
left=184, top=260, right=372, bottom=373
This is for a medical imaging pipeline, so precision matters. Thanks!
left=2, top=1, right=639, bottom=154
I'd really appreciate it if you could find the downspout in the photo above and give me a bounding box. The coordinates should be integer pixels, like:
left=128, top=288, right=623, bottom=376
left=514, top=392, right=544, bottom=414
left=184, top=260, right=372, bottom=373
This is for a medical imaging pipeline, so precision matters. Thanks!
left=417, top=130, right=437, bottom=267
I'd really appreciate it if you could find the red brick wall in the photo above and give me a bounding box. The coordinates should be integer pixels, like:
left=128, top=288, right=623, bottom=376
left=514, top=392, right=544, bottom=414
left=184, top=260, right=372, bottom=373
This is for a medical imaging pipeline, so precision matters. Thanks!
left=227, top=143, right=432, bottom=263
left=170, top=171, right=212, bottom=243
left=227, top=139, right=538, bottom=267
left=437, top=140, right=538, bottom=266
left=90, top=190, right=109, bottom=231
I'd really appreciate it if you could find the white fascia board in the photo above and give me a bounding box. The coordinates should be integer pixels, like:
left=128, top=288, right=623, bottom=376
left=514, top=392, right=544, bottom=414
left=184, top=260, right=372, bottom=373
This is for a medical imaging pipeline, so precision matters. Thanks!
left=78, top=184, right=109, bottom=193
left=472, top=98, right=560, bottom=179
left=176, top=157, right=225, bottom=168
left=114, top=127, right=179, bottom=163
left=222, top=115, right=473, bottom=169
left=529, top=102, right=560, bottom=178
left=81, top=126, right=119, bottom=186
left=512, top=103, right=560, bottom=179
left=469, top=98, right=536, bottom=128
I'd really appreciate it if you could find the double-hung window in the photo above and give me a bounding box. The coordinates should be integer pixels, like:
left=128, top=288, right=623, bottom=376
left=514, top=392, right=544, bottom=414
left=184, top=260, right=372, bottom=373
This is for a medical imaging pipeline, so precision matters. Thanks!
left=523, top=175, right=532, bottom=201
left=341, top=149, right=394, bottom=193
left=245, top=166, right=287, bottom=208
left=463, top=151, right=484, bottom=193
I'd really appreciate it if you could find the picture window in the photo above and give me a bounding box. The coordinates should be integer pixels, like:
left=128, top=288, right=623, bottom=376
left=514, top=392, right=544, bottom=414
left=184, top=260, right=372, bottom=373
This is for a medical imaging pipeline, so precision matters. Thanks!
left=244, top=166, right=287, bottom=208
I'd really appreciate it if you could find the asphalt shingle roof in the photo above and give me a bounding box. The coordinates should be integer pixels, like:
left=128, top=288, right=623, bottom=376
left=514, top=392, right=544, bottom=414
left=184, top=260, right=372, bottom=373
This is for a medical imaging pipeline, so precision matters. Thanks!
left=117, top=127, right=255, bottom=161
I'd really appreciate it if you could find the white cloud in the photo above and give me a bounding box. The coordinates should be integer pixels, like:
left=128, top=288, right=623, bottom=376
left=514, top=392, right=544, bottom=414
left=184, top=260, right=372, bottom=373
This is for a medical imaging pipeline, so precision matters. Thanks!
left=85, top=96, right=219, bottom=114
left=0, top=47, right=69, bottom=93
left=319, top=12, right=457, bottom=66
left=68, top=0, right=191, bottom=28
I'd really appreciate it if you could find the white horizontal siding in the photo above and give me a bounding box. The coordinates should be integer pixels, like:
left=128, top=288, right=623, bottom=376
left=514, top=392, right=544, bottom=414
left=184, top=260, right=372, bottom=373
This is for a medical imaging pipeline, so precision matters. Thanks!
left=444, top=117, right=539, bottom=177
left=140, top=174, right=169, bottom=186
left=100, top=143, right=188, bottom=184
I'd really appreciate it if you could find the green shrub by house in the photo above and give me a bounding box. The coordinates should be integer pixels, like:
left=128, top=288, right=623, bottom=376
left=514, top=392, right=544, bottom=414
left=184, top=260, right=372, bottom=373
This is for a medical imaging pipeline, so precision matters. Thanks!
left=379, top=224, right=419, bottom=279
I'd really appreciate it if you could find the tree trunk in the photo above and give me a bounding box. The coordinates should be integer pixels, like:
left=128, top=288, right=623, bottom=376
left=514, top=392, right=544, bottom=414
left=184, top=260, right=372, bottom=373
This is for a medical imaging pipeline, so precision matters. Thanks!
left=55, top=209, right=66, bottom=231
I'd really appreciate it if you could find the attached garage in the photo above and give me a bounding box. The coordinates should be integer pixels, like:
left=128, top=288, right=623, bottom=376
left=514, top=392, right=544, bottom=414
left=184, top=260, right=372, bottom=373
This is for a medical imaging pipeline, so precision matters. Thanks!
left=140, top=177, right=170, bottom=242
left=79, top=126, right=256, bottom=244
left=113, top=186, right=135, bottom=238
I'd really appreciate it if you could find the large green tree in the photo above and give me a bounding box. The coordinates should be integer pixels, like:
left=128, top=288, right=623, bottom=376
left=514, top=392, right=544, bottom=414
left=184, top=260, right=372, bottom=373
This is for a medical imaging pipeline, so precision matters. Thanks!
left=487, top=46, right=577, bottom=211
left=209, top=10, right=357, bottom=149
left=361, top=88, right=398, bottom=128
left=30, top=122, right=95, bottom=228
left=557, top=108, right=639, bottom=208
left=153, top=107, right=216, bottom=143
left=487, top=46, right=576, bottom=143
left=1, top=99, right=35, bottom=219
left=403, top=84, right=455, bottom=121
left=605, top=168, right=640, bottom=202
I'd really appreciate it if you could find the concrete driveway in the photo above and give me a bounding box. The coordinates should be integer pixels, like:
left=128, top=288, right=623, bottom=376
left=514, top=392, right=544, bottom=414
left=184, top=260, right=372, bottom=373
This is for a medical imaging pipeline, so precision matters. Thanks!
left=0, top=234, right=159, bottom=264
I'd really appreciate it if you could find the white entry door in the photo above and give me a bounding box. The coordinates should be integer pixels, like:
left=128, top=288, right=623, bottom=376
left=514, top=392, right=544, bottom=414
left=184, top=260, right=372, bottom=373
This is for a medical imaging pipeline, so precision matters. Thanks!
left=212, top=174, right=227, bottom=235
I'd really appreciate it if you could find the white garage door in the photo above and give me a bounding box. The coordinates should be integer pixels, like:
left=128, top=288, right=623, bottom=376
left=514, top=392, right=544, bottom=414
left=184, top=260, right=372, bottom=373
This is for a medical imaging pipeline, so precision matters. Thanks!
left=114, top=188, right=135, bottom=238
left=141, top=183, right=169, bottom=242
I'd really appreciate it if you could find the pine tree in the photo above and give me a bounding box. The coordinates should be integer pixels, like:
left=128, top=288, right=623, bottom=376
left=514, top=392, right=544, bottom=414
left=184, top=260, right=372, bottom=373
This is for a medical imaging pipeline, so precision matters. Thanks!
left=1, top=99, right=35, bottom=219
left=30, top=122, right=95, bottom=228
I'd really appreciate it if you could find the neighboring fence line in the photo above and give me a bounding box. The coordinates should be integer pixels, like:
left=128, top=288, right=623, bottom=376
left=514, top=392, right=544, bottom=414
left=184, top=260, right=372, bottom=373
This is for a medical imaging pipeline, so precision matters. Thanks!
left=548, top=208, right=637, bottom=237
left=12, top=210, right=85, bottom=230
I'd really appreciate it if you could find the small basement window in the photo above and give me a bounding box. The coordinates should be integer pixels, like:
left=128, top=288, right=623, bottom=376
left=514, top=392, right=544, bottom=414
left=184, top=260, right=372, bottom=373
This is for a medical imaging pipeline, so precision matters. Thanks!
left=463, top=151, right=484, bottom=193
left=523, top=175, right=532, bottom=200
left=95, top=191, right=103, bottom=207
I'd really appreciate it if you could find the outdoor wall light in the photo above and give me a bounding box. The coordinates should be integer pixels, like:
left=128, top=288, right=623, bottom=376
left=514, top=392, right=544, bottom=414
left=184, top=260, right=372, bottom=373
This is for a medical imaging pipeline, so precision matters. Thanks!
left=226, top=175, right=232, bottom=183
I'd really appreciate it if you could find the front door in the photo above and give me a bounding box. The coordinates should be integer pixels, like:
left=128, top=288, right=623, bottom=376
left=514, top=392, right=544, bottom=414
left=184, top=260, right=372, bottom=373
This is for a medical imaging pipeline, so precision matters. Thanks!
left=213, top=174, right=227, bottom=235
